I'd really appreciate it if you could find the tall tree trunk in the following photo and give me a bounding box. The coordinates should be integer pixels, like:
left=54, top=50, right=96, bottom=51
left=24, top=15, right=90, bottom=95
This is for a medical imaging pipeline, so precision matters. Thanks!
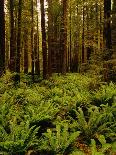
left=0, top=0, right=5, bottom=76
left=35, top=0, right=40, bottom=76
left=40, top=0, right=47, bottom=79
left=48, top=0, right=52, bottom=77
left=61, top=0, right=68, bottom=74
left=95, top=0, right=99, bottom=49
left=69, top=0, right=72, bottom=72
left=34, top=33, right=40, bottom=75
left=15, top=0, right=22, bottom=83
left=31, top=0, right=34, bottom=81
left=112, top=0, right=116, bottom=57
left=9, top=0, right=15, bottom=71
left=82, top=2, right=85, bottom=63
left=86, top=4, right=91, bottom=61
left=100, top=3, right=104, bottom=50
left=103, top=0, right=112, bottom=81
left=104, top=0, right=112, bottom=52
left=5, top=30, right=9, bottom=70
left=24, top=29, right=28, bottom=73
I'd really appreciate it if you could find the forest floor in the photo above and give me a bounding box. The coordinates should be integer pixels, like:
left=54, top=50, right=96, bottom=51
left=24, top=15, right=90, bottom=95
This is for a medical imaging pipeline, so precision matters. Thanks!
left=0, top=72, right=116, bottom=155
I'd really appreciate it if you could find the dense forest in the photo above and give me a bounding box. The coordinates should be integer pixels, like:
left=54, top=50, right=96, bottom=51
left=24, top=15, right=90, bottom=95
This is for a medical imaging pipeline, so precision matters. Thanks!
left=0, top=0, right=116, bottom=154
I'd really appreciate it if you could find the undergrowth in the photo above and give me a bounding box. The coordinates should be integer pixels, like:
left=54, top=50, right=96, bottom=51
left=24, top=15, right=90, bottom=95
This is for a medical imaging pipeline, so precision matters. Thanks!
left=0, top=72, right=116, bottom=155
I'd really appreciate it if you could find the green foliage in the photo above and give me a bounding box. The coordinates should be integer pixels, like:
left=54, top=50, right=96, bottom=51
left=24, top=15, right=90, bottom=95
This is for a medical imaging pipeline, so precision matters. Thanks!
left=70, top=150, right=85, bottom=155
left=0, top=71, right=14, bottom=93
left=70, top=105, right=116, bottom=142
left=111, top=142, right=116, bottom=154
left=0, top=121, right=39, bottom=154
left=38, top=123, right=80, bottom=154
left=90, top=135, right=111, bottom=155
left=92, top=82, right=116, bottom=105
left=25, top=100, right=59, bottom=130
left=0, top=73, right=115, bottom=154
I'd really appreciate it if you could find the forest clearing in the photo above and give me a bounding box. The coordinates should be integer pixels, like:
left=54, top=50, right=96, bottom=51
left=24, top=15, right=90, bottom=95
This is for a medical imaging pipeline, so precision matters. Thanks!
left=0, top=0, right=116, bottom=154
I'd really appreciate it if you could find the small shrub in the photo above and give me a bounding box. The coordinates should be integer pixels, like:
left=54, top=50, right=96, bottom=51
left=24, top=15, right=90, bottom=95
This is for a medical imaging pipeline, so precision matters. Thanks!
left=38, top=122, right=80, bottom=154
left=0, top=121, right=39, bottom=154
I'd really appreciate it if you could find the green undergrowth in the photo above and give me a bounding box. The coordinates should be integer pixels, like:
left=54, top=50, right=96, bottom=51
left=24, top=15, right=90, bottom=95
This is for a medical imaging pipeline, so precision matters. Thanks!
left=0, top=72, right=116, bottom=155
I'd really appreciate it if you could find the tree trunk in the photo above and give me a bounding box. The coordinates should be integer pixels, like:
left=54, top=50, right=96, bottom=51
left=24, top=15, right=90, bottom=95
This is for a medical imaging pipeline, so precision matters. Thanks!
left=0, top=0, right=5, bottom=76
left=9, top=0, right=16, bottom=72
left=35, top=0, right=40, bottom=76
left=24, top=29, right=28, bottom=73
left=82, top=2, right=85, bottom=63
left=48, top=0, right=53, bottom=77
left=61, top=0, right=68, bottom=74
left=69, top=0, right=72, bottom=72
left=31, top=0, right=34, bottom=81
left=112, top=0, right=116, bottom=57
left=103, top=0, right=112, bottom=81
left=40, top=0, right=47, bottom=79
left=104, top=0, right=112, bottom=51
left=15, top=0, right=22, bottom=83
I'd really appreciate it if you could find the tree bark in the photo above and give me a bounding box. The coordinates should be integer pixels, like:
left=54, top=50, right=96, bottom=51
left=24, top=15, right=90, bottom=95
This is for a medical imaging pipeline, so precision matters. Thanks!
left=15, top=0, right=22, bottom=82
left=35, top=0, right=40, bottom=76
left=61, top=0, right=68, bottom=74
left=24, top=29, right=28, bottom=73
left=31, top=0, right=34, bottom=81
left=48, top=0, right=53, bottom=77
left=9, top=0, right=16, bottom=72
left=40, top=0, right=47, bottom=79
left=112, top=0, right=116, bottom=57
left=69, top=0, right=72, bottom=72
left=82, top=2, right=85, bottom=63
left=0, top=0, right=5, bottom=76
left=104, top=0, right=112, bottom=51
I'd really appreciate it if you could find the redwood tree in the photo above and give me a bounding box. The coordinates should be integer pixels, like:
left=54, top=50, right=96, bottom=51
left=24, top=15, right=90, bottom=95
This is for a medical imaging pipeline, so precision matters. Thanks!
left=61, top=0, right=68, bottom=74
left=24, top=28, right=28, bottom=73
left=103, top=0, right=112, bottom=81
left=35, top=0, right=40, bottom=76
left=48, top=0, right=53, bottom=77
left=9, top=0, right=15, bottom=72
left=40, top=0, right=47, bottom=79
left=15, top=0, right=23, bottom=82
left=104, top=0, right=112, bottom=51
left=112, top=0, right=116, bottom=54
left=31, top=0, right=34, bottom=81
left=0, top=0, right=5, bottom=76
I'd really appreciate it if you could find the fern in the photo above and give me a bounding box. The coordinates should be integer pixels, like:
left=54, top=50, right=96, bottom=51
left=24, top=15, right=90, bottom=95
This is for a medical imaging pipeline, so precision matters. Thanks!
left=0, top=121, right=39, bottom=154
left=92, top=82, right=116, bottom=105
left=70, top=105, right=116, bottom=142
left=70, top=150, right=85, bottom=155
left=91, top=135, right=111, bottom=155
left=24, top=100, right=59, bottom=131
left=38, top=122, right=80, bottom=154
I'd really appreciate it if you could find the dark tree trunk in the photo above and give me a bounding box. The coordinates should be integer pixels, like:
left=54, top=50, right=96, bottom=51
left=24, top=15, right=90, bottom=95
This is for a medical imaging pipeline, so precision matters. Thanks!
left=24, top=29, right=28, bottom=73
left=40, top=0, right=47, bottom=79
left=0, top=0, right=5, bottom=76
left=82, top=3, right=85, bottom=63
left=48, top=0, right=53, bottom=77
left=15, top=0, right=22, bottom=83
left=95, top=0, right=98, bottom=48
left=34, top=33, right=40, bottom=75
left=112, top=0, right=116, bottom=56
left=69, top=0, right=72, bottom=72
left=31, top=0, right=34, bottom=81
left=103, top=0, right=112, bottom=81
left=34, top=34, right=40, bottom=76
left=35, top=0, right=40, bottom=76
left=9, top=0, right=15, bottom=72
left=104, top=0, right=112, bottom=51
left=61, top=0, right=68, bottom=74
